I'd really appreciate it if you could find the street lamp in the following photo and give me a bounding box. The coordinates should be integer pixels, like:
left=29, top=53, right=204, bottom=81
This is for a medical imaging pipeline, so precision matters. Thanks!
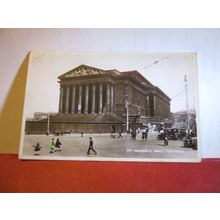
left=184, top=75, right=190, bottom=137
left=47, top=113, right=50, bottom=134
left=125, top=95, right=129, bottom=132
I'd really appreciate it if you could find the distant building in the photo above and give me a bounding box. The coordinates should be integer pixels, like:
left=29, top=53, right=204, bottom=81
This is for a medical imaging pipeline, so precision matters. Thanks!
left=170, top=110, right=197, bottom=129
left=26, top=64, right=171, bottom=134
left=34, top=112, right=58, bottom=120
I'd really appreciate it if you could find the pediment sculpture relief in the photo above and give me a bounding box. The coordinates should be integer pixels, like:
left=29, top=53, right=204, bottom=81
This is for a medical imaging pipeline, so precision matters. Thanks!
left=64, top=67, right=105, bottom=78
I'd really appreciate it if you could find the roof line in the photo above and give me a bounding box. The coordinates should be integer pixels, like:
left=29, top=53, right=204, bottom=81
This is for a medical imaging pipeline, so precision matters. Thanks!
left=58, top=64, right=108, bottom=79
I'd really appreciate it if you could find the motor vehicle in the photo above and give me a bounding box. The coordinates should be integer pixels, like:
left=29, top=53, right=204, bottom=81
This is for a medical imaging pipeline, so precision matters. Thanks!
left=183, top=136, right=197, bottom=149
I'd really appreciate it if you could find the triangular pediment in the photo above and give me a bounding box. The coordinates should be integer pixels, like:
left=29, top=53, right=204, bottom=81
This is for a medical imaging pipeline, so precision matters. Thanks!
left=59, top=64, right=107, bottom=79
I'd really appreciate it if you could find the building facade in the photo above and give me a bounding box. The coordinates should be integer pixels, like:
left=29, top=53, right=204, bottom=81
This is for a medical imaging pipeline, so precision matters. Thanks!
left=58, top=64, right=170, bottom=118
left=26, top=64, right=171, bottom=134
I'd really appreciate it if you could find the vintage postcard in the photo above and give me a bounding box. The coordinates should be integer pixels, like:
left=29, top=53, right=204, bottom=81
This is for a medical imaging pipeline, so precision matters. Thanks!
left=19, top=52, right=200, bottom=162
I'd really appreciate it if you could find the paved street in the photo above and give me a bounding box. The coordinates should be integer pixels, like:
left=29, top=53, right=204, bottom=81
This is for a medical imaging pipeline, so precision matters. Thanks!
left=22, top=133, right=198, bottom=160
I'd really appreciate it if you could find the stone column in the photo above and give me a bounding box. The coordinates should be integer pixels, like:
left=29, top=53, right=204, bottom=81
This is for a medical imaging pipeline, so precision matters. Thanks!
left=78, top=85, right=82, bottom=114
left=153, top=95, right=156, bottom=116
left=92, top=84, right=96, bottom=113
left=59, top=86, right=64, bottom=113
left=65, top=86, right=70, bottom=114
left=99, top=83, right=103, bottom=114
left=110, top=84, right=114, bottom=113
left=134, top=89, right=136, bottom=105
left=146, top=96, right=149, bottom=116
left=84, top=84, right=89, bottom=114
left=71, top=85, right=76, bottom=114
left=106, top=83, right=110, bottom=113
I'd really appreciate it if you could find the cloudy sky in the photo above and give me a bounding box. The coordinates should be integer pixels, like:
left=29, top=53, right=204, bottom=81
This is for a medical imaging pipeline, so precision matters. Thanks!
left=24, top=52, right=198, bottom=118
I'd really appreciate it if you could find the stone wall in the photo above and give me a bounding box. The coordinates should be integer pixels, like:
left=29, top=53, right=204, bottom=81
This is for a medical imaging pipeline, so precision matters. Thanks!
left=25, top=121, right=124, bottom=134
left=154, top=94, right=170, bottom=118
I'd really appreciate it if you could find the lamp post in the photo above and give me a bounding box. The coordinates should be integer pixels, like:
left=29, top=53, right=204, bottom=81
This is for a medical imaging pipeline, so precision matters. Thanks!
left=125, top=95, right=129, bottom=132
left=47, top=113, right=50, bottom=134
left=184, top=75, right=190, bottom=137
left=126, top=102, right=129, bottom=132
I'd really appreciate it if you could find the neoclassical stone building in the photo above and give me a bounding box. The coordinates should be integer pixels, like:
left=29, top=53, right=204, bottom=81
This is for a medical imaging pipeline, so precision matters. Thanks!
left=58, top=65, right=117, bottom=115
left=58, top=64, right=171, bottom=118
left=26, top=64, right=171, bottom=134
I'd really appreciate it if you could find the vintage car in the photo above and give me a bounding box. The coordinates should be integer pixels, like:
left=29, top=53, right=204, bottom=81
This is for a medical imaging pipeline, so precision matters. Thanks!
left=183, top=136, right=197, bottom=149
left=157, top=128, right=180, bottom=140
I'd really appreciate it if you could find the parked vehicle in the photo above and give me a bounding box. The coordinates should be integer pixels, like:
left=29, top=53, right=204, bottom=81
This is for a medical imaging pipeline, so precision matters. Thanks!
left=158, top=128, right=180, bottom=140
left=183, top=136, right=197, bottom=149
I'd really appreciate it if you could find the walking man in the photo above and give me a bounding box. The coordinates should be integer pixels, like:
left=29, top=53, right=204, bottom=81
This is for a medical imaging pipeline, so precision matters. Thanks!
left=164, top=135, right=169, bottom=146
left=163, top=131, right=169, bottom=146
left=118, top=130, right=123, bottom=138
left=87, top=137, right=97, bottom=155
left=145, top=126, right=149, bottom=140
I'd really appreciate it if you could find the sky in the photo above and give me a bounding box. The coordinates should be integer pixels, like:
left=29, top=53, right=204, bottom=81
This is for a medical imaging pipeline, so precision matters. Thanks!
left=24, top=52, right=197, bottom=118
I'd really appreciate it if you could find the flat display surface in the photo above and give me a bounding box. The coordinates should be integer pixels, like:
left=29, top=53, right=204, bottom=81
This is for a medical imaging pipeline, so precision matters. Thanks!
left=0, top=154, right=219, bottom=192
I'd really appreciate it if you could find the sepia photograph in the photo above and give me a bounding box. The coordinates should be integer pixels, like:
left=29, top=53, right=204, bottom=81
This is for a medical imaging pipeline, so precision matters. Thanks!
left=19, top=52, right=200, bottom=162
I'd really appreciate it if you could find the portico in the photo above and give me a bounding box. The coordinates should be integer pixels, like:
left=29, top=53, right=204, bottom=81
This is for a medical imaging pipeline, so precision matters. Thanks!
left=59, top=82, right=115, bottom=115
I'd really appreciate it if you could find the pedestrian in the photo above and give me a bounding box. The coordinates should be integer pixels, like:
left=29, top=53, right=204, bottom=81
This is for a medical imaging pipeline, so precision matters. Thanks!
left=118, top=130, right=122, bottom=138
left=131, top=130, right=136, bottom=140
left=141, top=131, right=145, bottom=140
left=164, top=136, right=168, bottom=146
left=81, top=131, right=84, bottom=137
left=87, top=137, right=97, bottom=155
left=49, top=138, right=55, bottom=153
left=33, top=142, right=42, bottom=156
left=55, top=138, right=62, bottom=152
left=145, top=128, right=149, bottom=141
left=163, top=131, right=169, bottom=146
